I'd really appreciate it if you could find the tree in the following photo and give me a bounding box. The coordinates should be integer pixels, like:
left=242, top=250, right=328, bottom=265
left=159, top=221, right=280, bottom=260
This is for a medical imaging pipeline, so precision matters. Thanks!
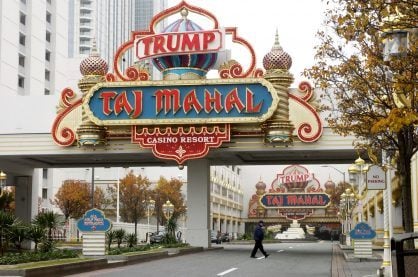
left=0, top=211, right=18, bottom=255
left=53, top=180, right=90, bottom=221
left=32, top=210, right=62, bottom=240
left=305, top=0, right=417, bottom=232
left=118, top=171, right=151, bottom=237
left=53, top=179, right=106, bottom=219
left=153, top=177, right=186, bottom=227
left=27, top=225, right=46, bottom=252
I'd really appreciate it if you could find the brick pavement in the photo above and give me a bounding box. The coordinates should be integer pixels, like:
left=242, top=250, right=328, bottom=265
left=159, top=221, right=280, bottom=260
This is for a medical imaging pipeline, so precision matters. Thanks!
left=331, top=243, right=383, bottom=277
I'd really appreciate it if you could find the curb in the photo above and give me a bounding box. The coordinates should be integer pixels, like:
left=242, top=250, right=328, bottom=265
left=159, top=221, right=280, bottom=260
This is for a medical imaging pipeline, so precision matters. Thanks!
left=0, top=247, right=204, bottom=276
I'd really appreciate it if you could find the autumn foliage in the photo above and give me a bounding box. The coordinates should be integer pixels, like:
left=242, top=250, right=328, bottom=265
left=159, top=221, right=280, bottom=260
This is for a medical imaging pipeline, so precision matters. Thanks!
left=53, top=179, right=105, bottom=220
left=305, top=0, right=417, bottom=232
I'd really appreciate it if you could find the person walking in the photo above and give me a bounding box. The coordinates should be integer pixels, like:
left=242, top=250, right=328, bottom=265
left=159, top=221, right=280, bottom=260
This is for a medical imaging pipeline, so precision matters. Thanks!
left=250, top=220, right=269, bottom=258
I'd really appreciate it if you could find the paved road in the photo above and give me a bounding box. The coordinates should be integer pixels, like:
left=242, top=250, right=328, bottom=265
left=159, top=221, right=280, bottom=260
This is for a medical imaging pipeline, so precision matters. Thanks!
left=69, top=241, right=340, bottom=277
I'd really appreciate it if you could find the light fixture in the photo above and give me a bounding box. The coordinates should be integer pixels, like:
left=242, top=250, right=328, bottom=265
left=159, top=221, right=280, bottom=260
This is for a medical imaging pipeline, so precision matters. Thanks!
left=162, top=200, right=174, bottom=220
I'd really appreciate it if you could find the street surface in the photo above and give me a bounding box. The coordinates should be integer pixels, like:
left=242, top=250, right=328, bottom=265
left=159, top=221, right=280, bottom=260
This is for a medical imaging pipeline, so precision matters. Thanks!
left=69, top=241, right=342, bottom=277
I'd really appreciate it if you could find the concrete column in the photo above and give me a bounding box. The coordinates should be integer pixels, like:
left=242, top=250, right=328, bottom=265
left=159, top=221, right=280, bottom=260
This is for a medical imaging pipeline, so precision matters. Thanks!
left=15, top=173, right=37, bottom=223
left=186, top=159, right=210, bottom=248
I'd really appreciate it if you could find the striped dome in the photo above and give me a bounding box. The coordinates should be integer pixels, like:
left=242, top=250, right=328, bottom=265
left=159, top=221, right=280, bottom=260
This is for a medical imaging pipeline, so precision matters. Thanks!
left=152, top=8, right=217, bottom=79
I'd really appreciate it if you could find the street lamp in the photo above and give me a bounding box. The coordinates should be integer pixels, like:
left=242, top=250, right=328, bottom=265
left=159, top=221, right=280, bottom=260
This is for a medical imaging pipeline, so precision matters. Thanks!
left=348, top=157, right=369, bottom=223
left=162, top=200, right=174, bottom=220
left=143, top=197, right=155, bottom=243
left=321, top=165, right=346, bottom=183
left=339, top=188, right=356, bottom=246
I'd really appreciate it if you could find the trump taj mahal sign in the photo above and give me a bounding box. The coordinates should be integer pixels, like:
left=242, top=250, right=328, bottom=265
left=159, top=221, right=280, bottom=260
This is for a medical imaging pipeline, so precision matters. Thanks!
left=51, top=1, right=324, bottom=165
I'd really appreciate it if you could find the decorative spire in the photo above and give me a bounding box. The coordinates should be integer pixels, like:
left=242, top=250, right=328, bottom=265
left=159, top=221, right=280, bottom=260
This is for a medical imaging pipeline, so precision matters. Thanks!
left=272, top=28, right=283, bottom=51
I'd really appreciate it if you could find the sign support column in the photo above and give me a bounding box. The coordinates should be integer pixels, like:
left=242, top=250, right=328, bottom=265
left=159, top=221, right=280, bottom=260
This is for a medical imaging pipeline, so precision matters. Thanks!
left=187, top=159, right=210, bottom=248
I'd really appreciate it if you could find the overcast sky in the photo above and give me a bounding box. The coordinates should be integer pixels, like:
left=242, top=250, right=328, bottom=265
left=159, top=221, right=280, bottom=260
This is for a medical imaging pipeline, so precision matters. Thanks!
left=167, top=0, right=325, bottom=86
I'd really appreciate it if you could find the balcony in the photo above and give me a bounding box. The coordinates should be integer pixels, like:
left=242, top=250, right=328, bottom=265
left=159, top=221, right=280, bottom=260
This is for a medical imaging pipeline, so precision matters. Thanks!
left=80, top=15, right=92, bottom=22
left=79, top=23, right=92, bottom=31
left=79, top=32, right=91, bottom=39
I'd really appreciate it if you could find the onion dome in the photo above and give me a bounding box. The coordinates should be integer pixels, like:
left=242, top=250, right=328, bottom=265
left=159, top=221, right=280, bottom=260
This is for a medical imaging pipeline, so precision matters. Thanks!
left=255, top=180, right=267, bottom=191
left=324, top=178, right=336, bottom=190
left=263, top=30, right=292, bottom=71
left=80, top=40, right=108, bottom=76
left=152, top=8, right=218, bottom=80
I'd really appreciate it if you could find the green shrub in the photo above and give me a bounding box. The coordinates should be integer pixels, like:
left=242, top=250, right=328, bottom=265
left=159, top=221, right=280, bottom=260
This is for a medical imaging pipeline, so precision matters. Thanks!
left=39, top=238, right=56, bottom=253
left=125, top=233, right=137, bottom=248
left=114, top=229, right=126, bottom=248
left=106, top=230, right=116, bottom=250
left=0, top=249, right=79, bottom=265
left=107, top=244, right=151, bottom=255
left=238, top=233, right=251, bottom=240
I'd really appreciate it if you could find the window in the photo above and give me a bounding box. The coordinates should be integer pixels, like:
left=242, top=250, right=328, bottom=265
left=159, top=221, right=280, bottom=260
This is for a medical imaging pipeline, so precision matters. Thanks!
left=42, top=168, right=48, bottom=179
left=45, top=50, right=51, bottom=61
left=46, top=12, right=51, bottom=23
left=46, top=31, right=51, bottom=42
left=45, top=69, right=50, bottom=81
left=18, top=54, right=25, bottom=67
left=19, top=33, right=25, bottom=45
left=42, top=188, right=48, bottom=199
left=44, top=88, right=50, bottom=95
left=20, top=12, right=26, bottom=25
left=18, top=75, right=25, bottom=88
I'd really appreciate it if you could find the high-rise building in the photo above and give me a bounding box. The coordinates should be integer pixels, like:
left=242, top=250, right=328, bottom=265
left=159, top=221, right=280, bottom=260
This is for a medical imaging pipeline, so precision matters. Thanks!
left=68, top=0, right=167, bottom=72
left=0, top=0, right=69, bottom=96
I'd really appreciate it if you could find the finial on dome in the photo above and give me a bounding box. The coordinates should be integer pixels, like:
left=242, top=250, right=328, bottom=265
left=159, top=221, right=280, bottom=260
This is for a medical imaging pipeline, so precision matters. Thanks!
left=272, top=28, right=283, bottom=51
left=180, top=8, right=188, bottom=19
left=91, top=38, right=99, bottom=57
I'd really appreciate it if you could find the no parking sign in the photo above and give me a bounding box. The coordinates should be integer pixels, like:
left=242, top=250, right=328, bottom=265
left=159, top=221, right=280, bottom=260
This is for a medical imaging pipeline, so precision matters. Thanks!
left=366, top=165, right=386, bottom=190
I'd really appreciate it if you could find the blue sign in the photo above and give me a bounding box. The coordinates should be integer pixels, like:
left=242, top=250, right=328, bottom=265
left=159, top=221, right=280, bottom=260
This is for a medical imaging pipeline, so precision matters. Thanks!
left=77, top=209, right=111, bottom=232
left=84, top=78, right=278, bottom=126
left=350, top=222, right=376, bottom=240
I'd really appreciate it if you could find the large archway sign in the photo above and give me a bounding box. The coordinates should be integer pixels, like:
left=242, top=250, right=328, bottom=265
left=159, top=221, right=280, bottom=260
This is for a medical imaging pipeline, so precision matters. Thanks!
left=51, top=1, right=323, bottom=165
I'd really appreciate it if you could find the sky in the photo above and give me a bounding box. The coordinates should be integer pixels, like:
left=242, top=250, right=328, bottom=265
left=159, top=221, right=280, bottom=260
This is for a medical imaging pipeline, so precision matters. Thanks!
left=161, top=1, right=352, bottom=187
left=166, top=0, right=325, bottom=86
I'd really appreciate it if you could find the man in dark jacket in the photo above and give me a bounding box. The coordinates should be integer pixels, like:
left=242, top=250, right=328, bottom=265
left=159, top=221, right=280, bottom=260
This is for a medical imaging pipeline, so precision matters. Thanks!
left=250, top=220, right=269, bottom=258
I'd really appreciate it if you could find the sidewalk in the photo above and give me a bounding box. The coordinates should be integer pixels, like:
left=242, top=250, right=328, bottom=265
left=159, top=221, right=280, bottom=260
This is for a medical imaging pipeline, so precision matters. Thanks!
left=332, top=243, right=383, bottom=277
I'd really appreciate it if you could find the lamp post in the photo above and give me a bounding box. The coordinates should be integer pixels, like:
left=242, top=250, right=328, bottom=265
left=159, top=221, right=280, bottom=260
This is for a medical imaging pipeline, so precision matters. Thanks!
left=321, top=165, right=346, bottom=184
left=348, top=157, right=368, bottom=223
left=339, top=188, right=356, bottom=246
left=143, top=197, right=155, bottom=243
left=162, top=200, right=174, bottom=220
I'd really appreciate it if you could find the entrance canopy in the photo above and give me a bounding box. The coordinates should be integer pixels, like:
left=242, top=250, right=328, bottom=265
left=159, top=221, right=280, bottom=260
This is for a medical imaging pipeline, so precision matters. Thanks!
left=0, top=128, right=357, bottom=172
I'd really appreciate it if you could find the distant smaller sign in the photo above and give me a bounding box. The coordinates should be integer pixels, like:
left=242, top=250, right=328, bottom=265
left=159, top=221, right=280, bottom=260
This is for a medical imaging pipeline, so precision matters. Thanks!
left=260, top=193, right=330, bottom=208
left=77, top=209, right=111, bottom=232
left=350, top=222, right=376, bottom=240
left=366, top=165, right=386, bottom=190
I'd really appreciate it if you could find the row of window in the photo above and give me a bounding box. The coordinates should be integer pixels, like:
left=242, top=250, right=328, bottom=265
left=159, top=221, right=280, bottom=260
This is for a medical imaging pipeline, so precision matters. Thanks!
left=20, top=11, right=52, bottom=26
left=20, top=0, right=52, bottom=5
left=18, top=6, right=53, bottom=95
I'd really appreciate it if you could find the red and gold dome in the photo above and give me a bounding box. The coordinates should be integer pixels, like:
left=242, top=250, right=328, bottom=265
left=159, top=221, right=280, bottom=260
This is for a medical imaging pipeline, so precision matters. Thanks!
left=152, top=8, right=218, bottom=80
left=324, top=178, right=336, bottom=193
left=80, top=41, right=108, bottom=76
left=263, top=31, right=292, bottom=71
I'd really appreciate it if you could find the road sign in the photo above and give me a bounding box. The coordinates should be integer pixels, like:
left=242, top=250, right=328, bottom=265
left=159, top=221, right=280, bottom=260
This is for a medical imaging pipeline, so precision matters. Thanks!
left=366, top=165, right=386, bottom=190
